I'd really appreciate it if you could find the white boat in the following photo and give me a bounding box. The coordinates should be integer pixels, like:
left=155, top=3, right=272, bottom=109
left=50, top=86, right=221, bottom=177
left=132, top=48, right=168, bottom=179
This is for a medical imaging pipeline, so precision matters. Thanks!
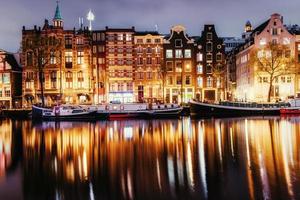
left=95, top=103, right=183, bottom=119
left=32, top=105, right=97, bottom=120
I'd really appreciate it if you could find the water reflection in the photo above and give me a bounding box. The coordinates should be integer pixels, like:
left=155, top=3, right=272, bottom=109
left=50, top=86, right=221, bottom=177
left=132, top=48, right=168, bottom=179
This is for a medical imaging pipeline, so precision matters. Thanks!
left=0, top=117, right=300, bottom=199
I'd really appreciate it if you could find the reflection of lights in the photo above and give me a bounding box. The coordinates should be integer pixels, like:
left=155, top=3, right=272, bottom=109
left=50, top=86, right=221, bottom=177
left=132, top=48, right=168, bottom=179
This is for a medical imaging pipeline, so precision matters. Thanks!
left=245, top=119, right=251, bottom=167
left=167, top=156, right=175, bottom=190
left=230, top=127, right=234, bottom=158
left=259, top=152, right=270, bottom=200
left=156, top=159, right=162, bottom=191
left=217, top=121, right=223, bottom=165
left=124, top=127, right=133, bottom=140
left=198, top=122, right=207, bottom=198
left=89, top=182, right=95, bottom=200
left=127, top=170, right=133, bottom=200
left=187, top=142, right=195, bottom=191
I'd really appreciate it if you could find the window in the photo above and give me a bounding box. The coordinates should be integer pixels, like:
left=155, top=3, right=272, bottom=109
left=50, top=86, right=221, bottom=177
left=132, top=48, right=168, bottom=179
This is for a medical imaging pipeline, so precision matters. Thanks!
left=185, top=75, right=191, bottom=85
left=137, top=39, right=143, bottom=43
left=272, top=39, right=277, bottom=45
left=207, top=77, right=213, bottom=87
left=185, top=61, right=191, bottom=72
left=175, top=39, right=182, bottom=47
left=216, top=53, right=222, bottom=61
left=77, top=51, right=84, bottom=64
left=207, top=32, right=212, bottom=40
left=146, top=47, right=152, bottom=54
left=166, top=61, right=173, bottom=71
left=51, top=71, right=57, bottom=89
left=197, top=64, right=203, bottom=74
left=175, top=49, right=183, bottom=58
left=2, top=73, right=10, bottom=84
left=283, top=38, right=290, bottom=45
left=272, top=28, right=278, bottom=35
left=65, top=51, right=73, bottom=63
left=4, top=88, right=10, bottom=97
left=260, top=38, right=266, bottom=46
left=98, top=46, right=105, bottom=52
left=206, top=42, right=212, bottom=52
left=197, top=77, right=203, bottom=87
left=146, top=71, right=152, bottom=79
left=27, top=52, right=33, bottom=66
left=146, top=39, right=151, bottom=43
left=78, top=71, right=84, bottom=88
left=285, top=50, right=291, bottom=58
left=93, top=46, right=97, bottom=53
left=126, top=34, right=132, bottom=41
left=147, top=57, right=152, bottom=65
left=76, top=38, right=84, bottom=45
left=65, top=36, right=72, bottom=48
left=137, top=46, right=143, bottom=53
left=298, top=44, right=300, bottom=51
left=206, top=54, right=212, bottom=61
left=176, top=76, right=182, bottom=85
left=287, top=76, right=291, bottom=83
left=184, top=49, right=191, bottom=58
left=155, top=39, right=161, bottom=43
left=50, top=50, right=56, bottom=64
left=155, top=47, right=161, bottom=54
left=137, top=57, right=143, bottom=65
left=98, top=58, right=105, bottom=64
left=175, top=62, right=182, bottom=72
left=263, top=77, right=268, bottom=83
left=66, top=72, right=73, bottom=88
left=197, top=53, right=203, bottom=62
left=166, top=49, right=173, bottom=58
left=156, top=57, right=161, bottom=64
left=135, top=71, right=142, bottom=79
left=118, top=34, right=123, bottom=41
left=206, top=65, right=212, bottom=73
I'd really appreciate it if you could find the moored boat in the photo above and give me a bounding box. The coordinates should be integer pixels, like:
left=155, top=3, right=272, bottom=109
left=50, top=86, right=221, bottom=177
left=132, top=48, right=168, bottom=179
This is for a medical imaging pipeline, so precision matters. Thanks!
left=32, top=105, right=97, bottom=121
left=189, top=100, right=290, bottom=117
left=280, top=108, right=300, bottom=115
left=96, top=103, right=182, bottom=119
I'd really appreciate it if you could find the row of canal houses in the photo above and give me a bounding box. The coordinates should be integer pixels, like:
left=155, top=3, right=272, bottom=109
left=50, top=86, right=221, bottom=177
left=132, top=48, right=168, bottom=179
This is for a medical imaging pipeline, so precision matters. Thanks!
left=1, top=3, right=300, bottom=108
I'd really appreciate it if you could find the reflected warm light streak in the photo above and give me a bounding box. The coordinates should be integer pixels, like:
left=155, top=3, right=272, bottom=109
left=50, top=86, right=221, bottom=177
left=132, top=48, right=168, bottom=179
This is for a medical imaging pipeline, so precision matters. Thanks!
left=198, top=121, right=207, bottom=198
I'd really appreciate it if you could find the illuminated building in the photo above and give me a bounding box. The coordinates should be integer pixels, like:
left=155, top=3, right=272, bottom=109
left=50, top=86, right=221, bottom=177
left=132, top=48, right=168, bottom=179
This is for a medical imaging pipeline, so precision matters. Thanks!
left=195, top=25, right=226, bottom=102
left=21, top=2, right=93, bottom=106
left=163, top=25, right=196, bottom=104
left=0, top=49, right=22, bottom=108
left=235, top=13, right=296, bottom=102
left=91, top=30, right=106, bottom=103
left=134, top=32, right=164, bottom=102
left=105, top=27, right=135, bottom=103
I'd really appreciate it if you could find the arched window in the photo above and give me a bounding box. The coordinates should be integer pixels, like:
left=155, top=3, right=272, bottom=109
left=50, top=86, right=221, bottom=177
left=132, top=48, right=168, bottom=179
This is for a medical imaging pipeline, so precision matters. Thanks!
left=65, top=71, right=73, bottom=88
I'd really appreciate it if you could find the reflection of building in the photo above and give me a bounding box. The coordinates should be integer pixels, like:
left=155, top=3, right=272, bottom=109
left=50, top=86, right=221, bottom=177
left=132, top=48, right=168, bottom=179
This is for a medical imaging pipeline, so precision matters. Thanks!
left=235, top=13, right=296, bottom=101
left=195, top=25, right=226, bottom=102
left=0, top=50, right=22, bottom=108
left=105, top=27, right=135, bottom=103
left=21, top=2, right=93, bottom=106
left=134, top=32, right=164, bottom=102
left=163, top=25, right=196, bottom=103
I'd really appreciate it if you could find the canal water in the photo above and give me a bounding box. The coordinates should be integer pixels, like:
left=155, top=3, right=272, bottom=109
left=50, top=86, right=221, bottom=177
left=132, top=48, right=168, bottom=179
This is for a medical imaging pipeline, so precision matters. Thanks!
left=0, top=117, right=300, bottom=200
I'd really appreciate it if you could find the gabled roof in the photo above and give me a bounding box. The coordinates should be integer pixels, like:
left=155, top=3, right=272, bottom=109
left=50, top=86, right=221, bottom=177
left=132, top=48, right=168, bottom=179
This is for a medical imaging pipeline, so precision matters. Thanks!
left=250, top=19, right=270, bottom=37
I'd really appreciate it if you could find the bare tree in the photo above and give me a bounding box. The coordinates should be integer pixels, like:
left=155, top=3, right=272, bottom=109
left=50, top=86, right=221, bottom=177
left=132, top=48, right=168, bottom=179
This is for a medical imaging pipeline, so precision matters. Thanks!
left=23, top=31, right=63, bottom=107
left=250, top=42, right=296, bottom=102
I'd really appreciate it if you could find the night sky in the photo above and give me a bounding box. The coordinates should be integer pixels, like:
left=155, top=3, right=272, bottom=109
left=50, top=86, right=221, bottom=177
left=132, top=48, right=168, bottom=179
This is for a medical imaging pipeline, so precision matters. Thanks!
left=0, top=0, right=300, bottom=52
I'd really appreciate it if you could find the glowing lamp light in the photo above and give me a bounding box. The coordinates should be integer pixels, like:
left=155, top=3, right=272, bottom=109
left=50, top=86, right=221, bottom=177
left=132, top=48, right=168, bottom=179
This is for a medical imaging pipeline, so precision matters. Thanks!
left=87, top=10, right=95, bottom=31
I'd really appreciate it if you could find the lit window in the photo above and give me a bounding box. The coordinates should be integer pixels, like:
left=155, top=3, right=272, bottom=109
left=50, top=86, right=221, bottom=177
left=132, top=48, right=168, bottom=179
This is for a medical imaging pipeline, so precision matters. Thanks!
left=260, top=38, right=266, bottom=46
left=50, top=50, right=56, bottom=64
left=283, top=38, right=290, bottom=45
left=185, top=75, right=191, bottom=85
left=184, top=49, right=191, bottom=58
left=65, top=51, right=73, bottom=63
left=207, top=32, right=212, bottom=40
left=197, top=53, right=203, bottom=62
left=197, top=77, right=203, bottom=87
left=197, top=64, right=203, bottom=74
left=77, top=51, right=84, bottom=64
left=166, top=49, right=173, bottom=58
left=118, top=34, right=123, bottom=41
left=175, top=49, right=183, bottom=58
left=207, top=77, right=213, bottom=87
left=166, top=61, right=173, bottom=71
left=126, top=34, right=132, bottom=41
left=185, top=61, right=191, bottom=72
left=175, top=62, right=182, bottom=72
